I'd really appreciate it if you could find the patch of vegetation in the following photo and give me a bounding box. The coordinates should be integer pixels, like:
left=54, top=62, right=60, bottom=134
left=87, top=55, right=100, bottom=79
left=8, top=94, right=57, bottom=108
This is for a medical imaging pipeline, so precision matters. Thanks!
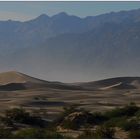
left=63, top=105, right=78, bottom=116
left=0, top=128, right=13, bottom=138
left=4, top=108, right=48, bottom=127
left=0, top=115, right=13, bottom=126
left=14, top=128, right=43, bottom=139
left=43, top=130, right=64, bottom=139
left=104, top=103, right=139, bottom=119
left=61, top=118, right=79, bottom=130
left=135, top=109, right=140, bottom=118
left=14, top=128, right=64, bottom=139
left=54, top=104, right=78, bottom=125
left=61, top=111, right=108, bottom=130
left=56, top=105, right=108, bottom=130
left=0, top=103, right=139, bottom=138
left=129, top=130, right=140, bottom=139
left=57, top=103, right=140, bottom=133
left=78, top=125, right=115, bottom=139
left=78, top=129, right=97, bottom=139
left=119, top=119, right=140, bottom=131
left=89, top=112, right=108, bottom=125
left=95, top=125, right=115, bottom=138
left=104, top=116, right=128, bottom=127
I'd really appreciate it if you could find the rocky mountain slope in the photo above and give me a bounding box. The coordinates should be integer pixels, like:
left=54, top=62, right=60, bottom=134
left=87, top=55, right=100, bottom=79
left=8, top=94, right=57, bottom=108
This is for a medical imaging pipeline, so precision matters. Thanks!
left=1, top=9, right=140, bottom=82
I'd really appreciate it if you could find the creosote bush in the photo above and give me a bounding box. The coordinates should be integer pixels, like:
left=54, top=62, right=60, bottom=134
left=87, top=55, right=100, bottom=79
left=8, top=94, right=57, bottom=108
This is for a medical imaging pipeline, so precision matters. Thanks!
left=14, top=128, right=64, bottom=139
left=0, top=128, right=12, bottom=138
left=78, top=125, right=115, bottom=139
left=4, top=108, right=47, bottom=127
left=104, top=103, right=139, bottom=119
left=129, top=130, right=140, bottom=139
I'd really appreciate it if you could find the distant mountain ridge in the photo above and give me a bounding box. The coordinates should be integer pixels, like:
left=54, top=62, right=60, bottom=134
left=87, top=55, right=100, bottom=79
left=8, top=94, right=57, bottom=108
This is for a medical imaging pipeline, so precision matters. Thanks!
left=1, top=9, right=140, bottom=82
left=1, top=8, right=140, bottom=51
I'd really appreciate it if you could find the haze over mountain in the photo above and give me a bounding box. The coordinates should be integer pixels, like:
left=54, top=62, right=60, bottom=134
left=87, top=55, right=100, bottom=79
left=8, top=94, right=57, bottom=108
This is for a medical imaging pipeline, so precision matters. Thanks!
left=1, top=8, right=140, bottom=82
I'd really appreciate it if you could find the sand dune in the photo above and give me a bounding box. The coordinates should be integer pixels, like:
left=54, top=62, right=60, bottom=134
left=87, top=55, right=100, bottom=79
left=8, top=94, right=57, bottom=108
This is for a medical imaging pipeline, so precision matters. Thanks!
left=0, top=71, right=46, bottom=85
left=0, top=71, right=140, bottom=91
left=77, top=77, right=140, bottom=90
left=0, top=71, right=83, bottom=91
left=100, top=82, right=122, bottom=90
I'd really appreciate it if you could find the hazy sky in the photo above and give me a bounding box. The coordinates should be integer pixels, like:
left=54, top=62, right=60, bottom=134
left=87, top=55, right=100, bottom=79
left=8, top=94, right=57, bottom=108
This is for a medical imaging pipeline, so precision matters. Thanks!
left=0, top=1, right=140, bottom=21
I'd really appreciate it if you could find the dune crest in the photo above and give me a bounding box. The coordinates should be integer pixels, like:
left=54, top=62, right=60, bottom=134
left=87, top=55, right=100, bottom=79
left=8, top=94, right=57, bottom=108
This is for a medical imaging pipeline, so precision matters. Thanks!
left=0, top=71, right=46, bottom=85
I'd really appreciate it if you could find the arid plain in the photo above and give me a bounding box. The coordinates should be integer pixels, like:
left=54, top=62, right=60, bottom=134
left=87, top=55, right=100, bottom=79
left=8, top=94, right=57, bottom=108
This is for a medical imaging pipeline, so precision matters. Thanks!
left=0, top=71, right=139, bottom=121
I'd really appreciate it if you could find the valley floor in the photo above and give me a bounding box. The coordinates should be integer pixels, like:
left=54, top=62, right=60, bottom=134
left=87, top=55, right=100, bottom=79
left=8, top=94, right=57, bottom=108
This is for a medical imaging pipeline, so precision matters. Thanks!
left=0, top=87, right=139, bottom=120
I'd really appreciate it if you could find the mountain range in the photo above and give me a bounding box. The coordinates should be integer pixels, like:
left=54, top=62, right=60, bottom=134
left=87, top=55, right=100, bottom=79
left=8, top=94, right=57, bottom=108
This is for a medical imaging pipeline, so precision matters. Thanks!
left=1, top=8, right=140, bottom=82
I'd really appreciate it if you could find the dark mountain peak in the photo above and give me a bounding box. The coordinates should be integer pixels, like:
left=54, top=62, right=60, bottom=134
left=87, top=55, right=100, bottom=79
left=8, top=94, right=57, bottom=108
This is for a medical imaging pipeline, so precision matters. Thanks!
left=29, top=13, right=50, bottom=23
left=36, top=14, right=50, bottom=20
left=52, top=12, right=69, bottom=18
left=56, top=12, right=68, bottom=16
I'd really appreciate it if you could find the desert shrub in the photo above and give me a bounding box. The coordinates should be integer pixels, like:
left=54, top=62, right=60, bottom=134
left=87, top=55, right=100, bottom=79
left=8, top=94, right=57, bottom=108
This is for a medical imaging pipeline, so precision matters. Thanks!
left=104, top=103, right=139, bottom=119
left=58, top=106, right=108, bottom=130
left=43, top=130, right=64, bottom=139
left=54, top=105, right=78, bottom=125
left=119, top=119, right=140, bottom=131
left=78, top=130, right=98, bottom=139
left=78, top=125, right=115, bottom=139
left=63, top=105, right=78, bottom=116
left=61, top=119, right=78, bottom=130
left=89, top=112, right=108, bottom=125
left=0, top=116, right=13, bottom=126
left=104, top=116, right=140, bottom=131
left=0, top=128, right=13, bottom=138
left=4, top=108, right=47, bottom=127
left=122, top=103, right=139, bottom=116
left=14, top=128, right=63, bottom=139
left=24, top=114, right=48, bottom=127
left=104, top=116, right=127, bottom=127
left=129, top=130, right=140, bottom=139
left=60, top=111, right=105, bottom=130
left=95, top=125, right=115, bottom=138
left=135, top=110, right=140, bottom=118
left=5, top=108, right=30, bottom=123
left=13, top=128, right=44, bottom=139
